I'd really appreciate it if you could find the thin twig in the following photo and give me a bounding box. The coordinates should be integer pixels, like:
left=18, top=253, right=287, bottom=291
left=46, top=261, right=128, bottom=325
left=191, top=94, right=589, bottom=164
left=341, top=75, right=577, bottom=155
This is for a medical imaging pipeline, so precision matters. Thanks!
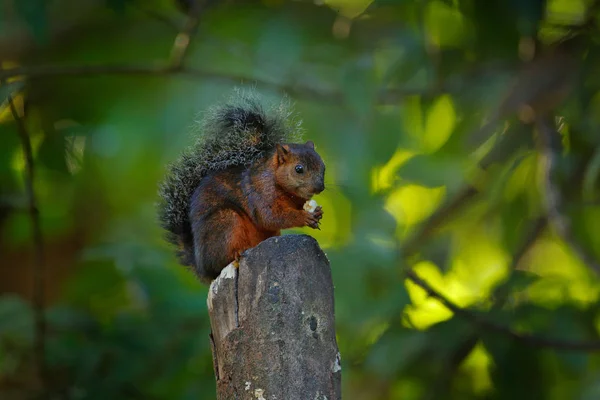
left=536, top=117, right=600, bottom=275
left=169, top=0, right=207, bottom=69
left=6, top=93, right=47, bottom=383
left=406, top=269, right=600, bottom=351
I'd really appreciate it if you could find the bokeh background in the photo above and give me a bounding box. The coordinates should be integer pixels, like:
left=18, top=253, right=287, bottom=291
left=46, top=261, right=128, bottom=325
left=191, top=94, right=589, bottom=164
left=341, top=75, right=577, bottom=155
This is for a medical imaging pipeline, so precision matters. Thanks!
left=2, top=0, right=600, bottom=399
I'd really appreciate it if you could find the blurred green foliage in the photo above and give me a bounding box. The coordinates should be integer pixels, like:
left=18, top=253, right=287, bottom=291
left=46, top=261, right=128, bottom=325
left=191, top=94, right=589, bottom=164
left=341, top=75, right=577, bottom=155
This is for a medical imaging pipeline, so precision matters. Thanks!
left=2, top=0, right=600, bottom=399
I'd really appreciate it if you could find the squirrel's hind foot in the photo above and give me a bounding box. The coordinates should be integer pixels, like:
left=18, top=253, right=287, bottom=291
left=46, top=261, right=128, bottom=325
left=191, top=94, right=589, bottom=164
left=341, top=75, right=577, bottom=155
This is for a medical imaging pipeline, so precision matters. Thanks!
left=231, top=250, right=243, bottom=268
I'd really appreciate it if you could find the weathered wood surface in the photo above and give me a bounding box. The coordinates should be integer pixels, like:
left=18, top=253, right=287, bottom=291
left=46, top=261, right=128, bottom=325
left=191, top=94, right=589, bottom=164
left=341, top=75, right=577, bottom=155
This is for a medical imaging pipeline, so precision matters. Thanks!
left=207, top=234, right=342, bottom=400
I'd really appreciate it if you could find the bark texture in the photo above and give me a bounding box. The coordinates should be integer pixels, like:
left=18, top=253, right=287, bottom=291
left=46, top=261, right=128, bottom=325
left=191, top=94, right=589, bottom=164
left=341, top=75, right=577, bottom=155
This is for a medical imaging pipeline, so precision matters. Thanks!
left=207, top=234, right=341, bottom=400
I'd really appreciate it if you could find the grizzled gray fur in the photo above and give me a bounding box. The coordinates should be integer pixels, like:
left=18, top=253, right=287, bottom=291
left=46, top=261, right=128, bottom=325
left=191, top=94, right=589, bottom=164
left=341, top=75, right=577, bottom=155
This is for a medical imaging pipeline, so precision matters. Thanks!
left=156, top=88, right=304, bottom=266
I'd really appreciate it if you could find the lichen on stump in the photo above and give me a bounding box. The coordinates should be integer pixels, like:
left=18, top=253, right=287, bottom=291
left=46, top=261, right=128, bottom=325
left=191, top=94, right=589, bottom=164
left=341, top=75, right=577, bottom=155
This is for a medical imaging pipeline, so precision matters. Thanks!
left=207, top=234, right=341, bottom=400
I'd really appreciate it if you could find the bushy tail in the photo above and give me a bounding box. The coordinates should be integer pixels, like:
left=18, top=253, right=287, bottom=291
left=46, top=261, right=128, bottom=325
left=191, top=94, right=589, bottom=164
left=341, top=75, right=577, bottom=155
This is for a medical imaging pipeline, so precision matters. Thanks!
left=156, top=88, right=304, bottom=267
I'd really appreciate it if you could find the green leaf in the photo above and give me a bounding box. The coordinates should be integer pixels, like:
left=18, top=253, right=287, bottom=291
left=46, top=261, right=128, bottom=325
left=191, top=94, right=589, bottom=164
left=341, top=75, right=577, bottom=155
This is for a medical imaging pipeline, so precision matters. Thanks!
left=491, top=269, right=541, bottom=307
left=498, top=195, right=530, bottom=248
left=398, top=153, right=468, bottom=188
left=422, top=94, right=457, bottom=153
left=424, top=0, right=470, bottom=49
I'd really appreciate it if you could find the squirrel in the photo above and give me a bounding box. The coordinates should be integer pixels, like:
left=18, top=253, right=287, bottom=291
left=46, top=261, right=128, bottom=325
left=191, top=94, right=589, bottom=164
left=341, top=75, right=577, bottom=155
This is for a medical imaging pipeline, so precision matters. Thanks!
left=157, top=89, right=326, bottom=283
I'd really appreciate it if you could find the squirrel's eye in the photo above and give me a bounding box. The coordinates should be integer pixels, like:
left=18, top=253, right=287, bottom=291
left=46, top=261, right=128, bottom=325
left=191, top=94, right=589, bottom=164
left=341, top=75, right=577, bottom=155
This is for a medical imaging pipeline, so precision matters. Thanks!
left=295, top=164, right=304, bottom=174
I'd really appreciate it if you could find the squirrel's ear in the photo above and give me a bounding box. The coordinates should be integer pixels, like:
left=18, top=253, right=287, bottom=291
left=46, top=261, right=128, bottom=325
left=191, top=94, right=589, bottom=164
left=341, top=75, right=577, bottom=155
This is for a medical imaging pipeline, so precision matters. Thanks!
left=276, top=144, right=290, bottom=164
left=305, top=140, right=315, bottom=149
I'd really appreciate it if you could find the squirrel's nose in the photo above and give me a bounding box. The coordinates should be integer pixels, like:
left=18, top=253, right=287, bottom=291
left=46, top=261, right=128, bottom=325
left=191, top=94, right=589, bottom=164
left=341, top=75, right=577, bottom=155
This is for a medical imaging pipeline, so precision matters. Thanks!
left=315, top=180, right=325, bottom=194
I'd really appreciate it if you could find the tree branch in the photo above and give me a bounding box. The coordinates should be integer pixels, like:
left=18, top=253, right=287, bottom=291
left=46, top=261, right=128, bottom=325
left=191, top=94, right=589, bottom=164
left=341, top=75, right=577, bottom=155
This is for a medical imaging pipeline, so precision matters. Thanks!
left=405, top=269, right=600, bottom=351
left=6, top=92, right=47, bottom=384
left=536, top=117, right=600, bottom=275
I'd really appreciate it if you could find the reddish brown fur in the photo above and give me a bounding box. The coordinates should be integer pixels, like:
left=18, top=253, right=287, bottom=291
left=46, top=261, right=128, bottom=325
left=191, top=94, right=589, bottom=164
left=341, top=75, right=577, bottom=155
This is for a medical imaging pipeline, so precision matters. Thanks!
left=189, top=141, right=325, bottom=282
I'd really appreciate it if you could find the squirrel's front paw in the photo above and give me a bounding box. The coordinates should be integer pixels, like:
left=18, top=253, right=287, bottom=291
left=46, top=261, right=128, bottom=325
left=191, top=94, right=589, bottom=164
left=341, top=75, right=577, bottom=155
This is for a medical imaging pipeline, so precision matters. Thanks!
left=313, top=206, right=323, bottom=221
left=303, top=209, right=322, bottom=229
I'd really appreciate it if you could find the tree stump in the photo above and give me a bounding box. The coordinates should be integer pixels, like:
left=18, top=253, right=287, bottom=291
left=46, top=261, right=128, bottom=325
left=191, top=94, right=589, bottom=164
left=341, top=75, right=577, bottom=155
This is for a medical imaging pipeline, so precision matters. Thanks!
left=207, top=234, right=342, bottom=400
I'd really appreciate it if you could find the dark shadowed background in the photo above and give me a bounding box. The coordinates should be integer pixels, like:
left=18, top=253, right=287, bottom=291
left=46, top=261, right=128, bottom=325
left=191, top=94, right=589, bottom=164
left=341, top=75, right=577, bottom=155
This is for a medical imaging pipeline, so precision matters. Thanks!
left=2, top=0, right=600, bottom=399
